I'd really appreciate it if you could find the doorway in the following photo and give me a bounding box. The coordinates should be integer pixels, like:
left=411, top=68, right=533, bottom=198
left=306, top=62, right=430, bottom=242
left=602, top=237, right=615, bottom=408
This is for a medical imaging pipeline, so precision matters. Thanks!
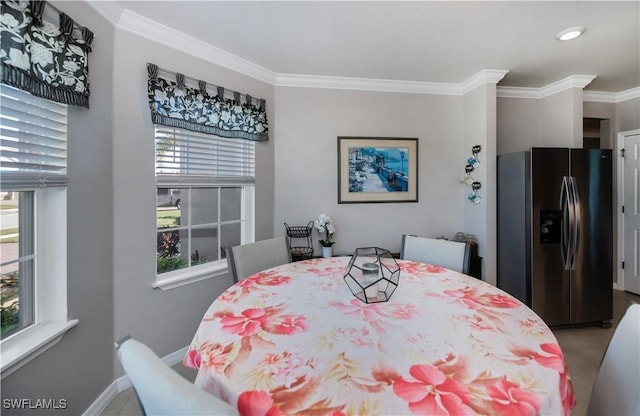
left=583, top=117, right=611, bottom=149
left=617, top=129, right=640, bottom=295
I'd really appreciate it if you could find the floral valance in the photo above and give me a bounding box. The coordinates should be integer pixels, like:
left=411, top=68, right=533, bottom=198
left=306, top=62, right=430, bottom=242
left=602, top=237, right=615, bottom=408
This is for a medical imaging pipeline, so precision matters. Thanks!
left=147, top=63, right=269, bottom=142
left=0, top=1, right=94, bottom=108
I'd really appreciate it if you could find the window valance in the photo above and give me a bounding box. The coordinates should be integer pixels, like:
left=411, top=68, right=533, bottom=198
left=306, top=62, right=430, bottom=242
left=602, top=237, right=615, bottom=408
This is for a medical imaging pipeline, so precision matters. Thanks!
left=0, top=1, right=94, bottom=108
left=147, top=63, right=269, bottom=142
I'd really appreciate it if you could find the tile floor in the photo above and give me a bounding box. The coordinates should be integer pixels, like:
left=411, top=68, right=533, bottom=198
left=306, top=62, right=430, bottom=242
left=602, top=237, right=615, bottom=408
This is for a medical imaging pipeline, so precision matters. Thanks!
left=552, top=289, right=640, bottom=416
left=99, top=290, right=639, bottom=416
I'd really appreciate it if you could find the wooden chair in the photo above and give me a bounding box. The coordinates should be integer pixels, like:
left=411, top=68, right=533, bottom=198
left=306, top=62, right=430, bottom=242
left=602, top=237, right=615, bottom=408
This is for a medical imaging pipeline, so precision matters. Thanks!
left=400, top=234, right=470, bottom=273
left=115, top=335, right=237, bottom=415
left=225, top=236, right=290, bottom=283
left=587, top=302, right=640, bottom=415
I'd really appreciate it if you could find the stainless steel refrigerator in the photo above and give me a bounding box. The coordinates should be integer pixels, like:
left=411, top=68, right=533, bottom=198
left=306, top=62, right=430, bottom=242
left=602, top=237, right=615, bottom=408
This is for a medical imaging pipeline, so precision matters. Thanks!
left=497, top=148, right=613, bottom=327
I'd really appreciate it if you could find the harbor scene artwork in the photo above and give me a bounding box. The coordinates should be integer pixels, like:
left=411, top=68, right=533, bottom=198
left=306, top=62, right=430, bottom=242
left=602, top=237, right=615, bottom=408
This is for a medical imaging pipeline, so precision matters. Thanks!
left=348, top=147, right=409, bottom=193
left=338, top=137, right=418, bottom=204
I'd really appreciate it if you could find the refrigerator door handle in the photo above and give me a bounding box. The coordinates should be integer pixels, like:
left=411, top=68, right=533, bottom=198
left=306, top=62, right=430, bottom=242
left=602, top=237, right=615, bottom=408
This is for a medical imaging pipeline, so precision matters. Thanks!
left=560, top=176, right=573, bottom=270
left=569, top=176, right=581, bottom=270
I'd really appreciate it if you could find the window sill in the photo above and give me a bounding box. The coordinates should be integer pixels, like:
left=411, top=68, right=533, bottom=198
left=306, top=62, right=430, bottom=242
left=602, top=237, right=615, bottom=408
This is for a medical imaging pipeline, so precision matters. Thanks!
left=153, top=262, right=229, bottom=290
left=1, top=319, right=79, bottom=379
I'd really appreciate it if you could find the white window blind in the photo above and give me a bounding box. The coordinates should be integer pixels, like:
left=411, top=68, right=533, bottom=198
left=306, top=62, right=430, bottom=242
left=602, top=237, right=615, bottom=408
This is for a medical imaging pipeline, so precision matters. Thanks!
left=0, top=84, right=68, bottom=190
left=155, top=126, right=255, bottom=185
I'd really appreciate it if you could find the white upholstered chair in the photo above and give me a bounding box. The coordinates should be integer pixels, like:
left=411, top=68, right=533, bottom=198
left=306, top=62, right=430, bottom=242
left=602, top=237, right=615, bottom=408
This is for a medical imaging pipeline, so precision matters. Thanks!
left=400, top=234, right=470, bottom=273
left=587, top=302, right=640, bottom=415
left=115, top=335, right=237, bottom=416
left=225, top=236, right=291, bottom=283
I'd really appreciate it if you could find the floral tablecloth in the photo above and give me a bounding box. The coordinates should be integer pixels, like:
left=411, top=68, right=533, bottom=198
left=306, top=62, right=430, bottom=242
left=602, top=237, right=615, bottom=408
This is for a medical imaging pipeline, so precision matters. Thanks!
left=184, top=257, right=575, bottom=416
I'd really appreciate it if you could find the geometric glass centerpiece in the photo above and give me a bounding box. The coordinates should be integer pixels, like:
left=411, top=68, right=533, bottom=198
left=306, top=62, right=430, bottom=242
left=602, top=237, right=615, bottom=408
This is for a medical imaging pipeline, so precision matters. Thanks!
left=343, top=247, right=400, bottom=303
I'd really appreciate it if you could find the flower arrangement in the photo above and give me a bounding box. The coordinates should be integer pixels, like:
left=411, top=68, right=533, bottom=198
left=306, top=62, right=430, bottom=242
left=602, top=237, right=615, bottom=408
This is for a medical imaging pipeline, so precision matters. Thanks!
left=314, top=214, right=335, bottom=247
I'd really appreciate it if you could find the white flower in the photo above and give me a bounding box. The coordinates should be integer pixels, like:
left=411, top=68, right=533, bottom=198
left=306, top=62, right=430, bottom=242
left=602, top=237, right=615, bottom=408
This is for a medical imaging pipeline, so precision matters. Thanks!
left=7, top=48, right=29, bottom=70
left=30, top=43, right=53, bottom=66
left=0, top=13, right=20, bottom=28
left=63, top=60, right=80, bottom=72
left=315, top=214, right=335, bottom=247
left=154, top=89, right=167, bottom=103
left=326, top=223, right=335, bottom=235
left=68, top=44, right=84, bottom=57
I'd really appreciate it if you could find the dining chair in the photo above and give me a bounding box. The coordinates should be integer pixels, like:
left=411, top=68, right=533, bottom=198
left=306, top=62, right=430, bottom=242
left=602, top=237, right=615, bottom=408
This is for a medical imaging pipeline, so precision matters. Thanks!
left=400, top=234, right=470, bottom=273
left=115, top=335, right=237, bottom=415
left=225, top=236, right=291, bottom=283
left=587, top=302, right=640, bottom=415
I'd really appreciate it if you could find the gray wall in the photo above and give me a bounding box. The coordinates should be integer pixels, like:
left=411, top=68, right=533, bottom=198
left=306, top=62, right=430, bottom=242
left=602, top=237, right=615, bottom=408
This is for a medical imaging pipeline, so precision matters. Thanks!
left=2, top=2, right=637, bottom=412
left=616, top=97, right=640, bottom=132
left=110, top=28, right=275, bottom=365
left=273, top=87, right=465, bottom=254
left=497, top=89, right=586, bottom=155
left=462, top=84, right=498, bottom=285
left=1, top=2, right=115, bottom=415
left=584, top=101, right=615, bottom=148
left=498, top=94, right=639, bottom=155
left=1, top=3, right=277, bottom=413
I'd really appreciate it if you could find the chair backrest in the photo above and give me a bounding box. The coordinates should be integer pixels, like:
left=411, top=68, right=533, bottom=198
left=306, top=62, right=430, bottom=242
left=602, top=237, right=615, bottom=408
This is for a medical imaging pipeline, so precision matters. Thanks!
left=400, top=234, right=470, bottom=273
left=587, top=302, right=640, bottom=415
left=226, top=236, right=290, bottom=283
left=115, top=335, right=237, bottom=416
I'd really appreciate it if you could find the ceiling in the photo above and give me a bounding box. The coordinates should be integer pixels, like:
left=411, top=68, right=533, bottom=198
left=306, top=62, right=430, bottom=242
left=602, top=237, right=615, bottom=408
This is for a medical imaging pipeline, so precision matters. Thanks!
left=89, top=1, right=640, bottom=93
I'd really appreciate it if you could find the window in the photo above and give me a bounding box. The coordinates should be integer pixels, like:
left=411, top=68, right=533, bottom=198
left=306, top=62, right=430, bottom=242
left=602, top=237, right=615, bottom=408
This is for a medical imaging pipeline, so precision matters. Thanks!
left=0, top=84, right=76, bottom=377
left=154, top=126, right=255, bottom=289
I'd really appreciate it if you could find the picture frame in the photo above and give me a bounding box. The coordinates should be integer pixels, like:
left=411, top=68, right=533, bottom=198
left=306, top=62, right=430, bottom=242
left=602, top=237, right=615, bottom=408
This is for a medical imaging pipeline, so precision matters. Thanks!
left=338, top=136, right=418, bottom=203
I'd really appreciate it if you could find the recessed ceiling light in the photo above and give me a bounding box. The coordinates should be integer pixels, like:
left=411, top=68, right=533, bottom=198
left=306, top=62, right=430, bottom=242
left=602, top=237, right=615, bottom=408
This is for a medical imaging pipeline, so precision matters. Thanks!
left=556, top=26, right=586, bottom=41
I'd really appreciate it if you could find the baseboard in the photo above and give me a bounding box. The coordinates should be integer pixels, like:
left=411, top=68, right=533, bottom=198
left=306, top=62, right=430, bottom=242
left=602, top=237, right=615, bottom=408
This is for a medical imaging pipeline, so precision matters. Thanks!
left=83, top=380, right=120, bottom=416
left=82, top=345, right=189, bottom=416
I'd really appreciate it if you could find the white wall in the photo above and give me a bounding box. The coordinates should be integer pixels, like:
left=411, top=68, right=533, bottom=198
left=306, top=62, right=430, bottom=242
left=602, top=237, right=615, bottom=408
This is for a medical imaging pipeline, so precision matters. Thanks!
left=273, top=87, right=465, bottom=255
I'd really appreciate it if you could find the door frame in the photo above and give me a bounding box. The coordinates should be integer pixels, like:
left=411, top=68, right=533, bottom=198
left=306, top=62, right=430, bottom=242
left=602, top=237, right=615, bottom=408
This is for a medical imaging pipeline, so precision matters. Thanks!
left=616, top=129, right=640, bottom=290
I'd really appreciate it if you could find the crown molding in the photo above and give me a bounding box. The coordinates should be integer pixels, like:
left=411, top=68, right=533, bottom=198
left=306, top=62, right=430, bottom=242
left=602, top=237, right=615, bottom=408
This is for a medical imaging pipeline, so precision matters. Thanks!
left=460, top=70, right=509, bottom=94
left=584, top=87, right=640, bottom=103
left=497, top=75, right=596, bottom=99
left=275, top=74, right=463, bottom=95
left=115, top=9, right=277, bottom=85
left=543, top=75, right=597, bottom=95
left=276, top=70, right=509, bottom=95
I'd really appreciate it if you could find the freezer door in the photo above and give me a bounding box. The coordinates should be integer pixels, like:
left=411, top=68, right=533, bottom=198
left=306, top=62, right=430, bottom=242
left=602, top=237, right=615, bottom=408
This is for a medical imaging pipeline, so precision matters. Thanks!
left=531, top=148, right=571, bottom=326
left=570, top=149, right=613, bottom=325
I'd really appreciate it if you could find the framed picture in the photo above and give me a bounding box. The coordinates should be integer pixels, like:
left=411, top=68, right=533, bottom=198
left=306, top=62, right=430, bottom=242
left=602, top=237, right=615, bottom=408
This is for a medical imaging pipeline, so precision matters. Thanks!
left=338, top=136, right=418, bottom=203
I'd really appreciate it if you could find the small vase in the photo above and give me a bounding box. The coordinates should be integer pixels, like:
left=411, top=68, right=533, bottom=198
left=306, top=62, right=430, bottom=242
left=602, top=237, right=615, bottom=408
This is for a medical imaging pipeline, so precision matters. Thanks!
left=322, top=246, right=333, bottom=258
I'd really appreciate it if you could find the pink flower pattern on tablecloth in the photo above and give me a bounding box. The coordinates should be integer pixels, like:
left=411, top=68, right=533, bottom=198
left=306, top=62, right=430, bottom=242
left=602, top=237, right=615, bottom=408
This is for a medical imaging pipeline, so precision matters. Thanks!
left=185, top=257, right=575, bottom=415
left=401, top=261, right=447, bottom=275
left=442, top=287, right=485, bottom=310
left=534, top=343, right=576, bottom=414
left=184, top=349, right=200, bottom=368
left=393, top=363, right=473, bottom=415
left=487, top=378, right=540, bottom=416
left=271, top=316, right=308, bottom=335
left=329, top=298, right=385, bottom=321
left=237, top=390, right=284, bottom=416
left=220, top=308, right=271, bottom=337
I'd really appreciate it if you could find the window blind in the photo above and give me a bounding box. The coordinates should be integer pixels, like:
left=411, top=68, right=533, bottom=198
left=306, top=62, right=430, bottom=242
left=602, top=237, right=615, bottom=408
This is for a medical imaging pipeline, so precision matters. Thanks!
left=0, top=84, right=68, bottom=190
left=155, top=126, right=255, bottom=186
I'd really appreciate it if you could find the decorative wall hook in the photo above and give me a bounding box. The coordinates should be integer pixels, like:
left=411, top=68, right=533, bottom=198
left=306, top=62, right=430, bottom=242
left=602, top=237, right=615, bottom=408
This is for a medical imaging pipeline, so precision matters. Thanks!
left=462, top=145, right=482, bottom=204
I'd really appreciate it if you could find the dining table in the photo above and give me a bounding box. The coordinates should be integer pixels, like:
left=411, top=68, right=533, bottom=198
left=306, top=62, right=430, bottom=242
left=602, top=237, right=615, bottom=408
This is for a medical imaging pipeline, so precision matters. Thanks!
left=184, top=256, right=575, bottom=416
